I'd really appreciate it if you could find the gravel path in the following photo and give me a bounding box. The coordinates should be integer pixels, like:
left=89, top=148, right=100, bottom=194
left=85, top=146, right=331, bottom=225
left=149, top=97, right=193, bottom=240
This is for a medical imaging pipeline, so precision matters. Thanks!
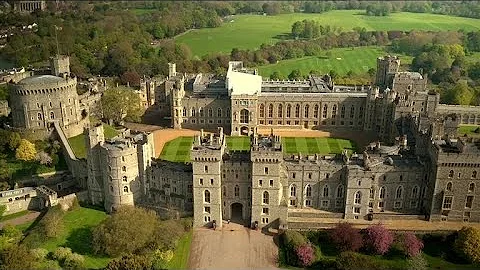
left=0, top=211, right=40, bottom=229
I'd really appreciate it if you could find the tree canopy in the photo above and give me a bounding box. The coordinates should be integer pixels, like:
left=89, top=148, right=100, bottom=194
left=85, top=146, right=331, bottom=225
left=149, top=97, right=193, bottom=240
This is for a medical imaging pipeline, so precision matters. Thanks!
left=101, top=87, right=145, bottom=124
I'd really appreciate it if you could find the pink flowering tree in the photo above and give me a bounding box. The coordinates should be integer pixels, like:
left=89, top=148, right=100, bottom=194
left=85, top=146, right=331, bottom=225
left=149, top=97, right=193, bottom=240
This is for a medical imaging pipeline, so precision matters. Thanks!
left=295, top=243, right=315, bottom=267
left=401, top=232, right=424, bottom=257
left=365, top=224, right=394, bottom=255
left=330, top=222, right=363, bottom=252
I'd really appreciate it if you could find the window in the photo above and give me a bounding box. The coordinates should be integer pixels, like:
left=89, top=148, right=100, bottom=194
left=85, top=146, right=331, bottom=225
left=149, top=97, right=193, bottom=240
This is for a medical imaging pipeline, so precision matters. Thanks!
left=304, top=105, right=309, bottom=118
left=37, top=113, right=42, bottom=120
left=305, top=199, right=312, bottom=207
left=278, top=104, right=283, bottom=118
left=217, top=108, right=222, bottom=118
left=269, top=180, right=273, bottom=187
left=110, top=186, right=114, bottom=193
left=50, top=112, right=55, bottom=119
left=262, top=208, right=269, bottom=215
left=123, top=186, right=129, bottom=193
left=370, top=187, right=375, bottom=199
left=411, top=186, right=419, bottom=198
left=410, top=201, right=418, bottom=208
left=234, top=185, right=239, bottom=197
left=204, top=207, right=211, bottom=213
left=240, top=109, right=249, bottom=123
left=286, top=104, right=291, bottom=118
left=204, top=166, right=208, bottom=173
left=473, top=171, right=477, bottom=179
left=379, top=186, right=386, bottom=199
left=359, top=106, right=364, bottom=119
left=122, top=166, right=126, bottom=172
left=446, top=182, right=452, bottom=191
left=292, top=172, right=296, bottom=179
left=306, top=185, right=312, bottom=197
left=314, top=104, right=319, bottom=118
left=259, top=180, right=263, bottom=186
left=378, top=201, right=385, bottom=208
left=204, top=216, right=211, bottom=222
left=204, top=190, right=211, bottom=203
left=323, top=185, right=329, bottom=197
left=332, top=104, right=337, bottom=118
left=264, top=167, right=268, bottom=174
left=354, top=191, right=361, bottom=204
left=326, top=173, right=330, bottom=179
left=259, top=104, right=265, bottom=118
left=183, top=107, right=187, bottom=117
left=199, top=178, right=203, bottom=185
left=469, top=183, right=475, bottom=192
left=208, top=108, right=213, bottom=118
left=121, top=156, right=125, bottom=162
left=268, top=104, right=273, bottom=118
left=340, top=105, right=345, bottom=118
left=394, top=201, right=402, bottom=209
left=350, top=105, right=355, bottom=118
left=322, top=104, right=328, bottom=118
left=223, top=186, right=226, bottom=196
left=449, top=170, right=454, bottom=178
left=261, top=217, right=269, bottom=224
left=308, top=173, right=312, bottom=179
left=263, top=191, right=269, bottom=204
left=354, top=207, right=360, bottom=214
left=466, top=196, right=474, bottom=208
left=210, top=179, right=214, bottom=185
left=199, top=107, right=204, bottom=117
left=122, top=176, right=127, bottom=182
left=442, top=196, right=453, bottom=209
left=191, top=107, right=196, bottom=117
left=290, top=184, right=297, bottom=197
left=295, top=104, right=300, bottom=118
left=396, top=186, right=403, bottom=199
left=289, top=199, right=296, bottom=206
left=336, top=185, right=344, bottom=198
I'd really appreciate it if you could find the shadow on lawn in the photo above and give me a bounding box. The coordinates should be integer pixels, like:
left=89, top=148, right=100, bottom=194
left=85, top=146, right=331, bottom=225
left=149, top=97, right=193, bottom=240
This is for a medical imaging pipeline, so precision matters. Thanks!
left=65, top=227, right=94, bottom=255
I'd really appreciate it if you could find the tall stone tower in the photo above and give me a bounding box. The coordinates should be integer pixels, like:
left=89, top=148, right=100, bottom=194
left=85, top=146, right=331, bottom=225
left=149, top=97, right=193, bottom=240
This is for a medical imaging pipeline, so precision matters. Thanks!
left=86, top=124, right=105, bottom=206
left=171, top=77, right=185, bottom=129
left=375, top=55, right=400, bottom=89
left=250, top=131, right=287, bottom=229
left=191, top=129, right=225, bottom=228
left=168, top=63, right=177, bottom=78
left=50, top=55, right=70, bottom=77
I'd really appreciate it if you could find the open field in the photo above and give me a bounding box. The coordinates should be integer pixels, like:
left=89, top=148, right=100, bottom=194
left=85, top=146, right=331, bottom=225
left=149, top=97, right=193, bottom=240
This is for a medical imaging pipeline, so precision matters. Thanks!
left=257, top=46, right=413, bottom=78
left=67, top=123, right=119, bottom=159
left=283, top=137, right=356, bottom=155
left=175, top=10, right=480, bottom=57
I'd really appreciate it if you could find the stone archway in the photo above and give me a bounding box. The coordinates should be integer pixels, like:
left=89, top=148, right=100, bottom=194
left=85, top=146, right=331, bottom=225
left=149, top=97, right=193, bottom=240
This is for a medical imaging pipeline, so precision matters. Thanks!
left=231, top=202, right=243, bottom=223
left=240, top=126, right=249, bottom=136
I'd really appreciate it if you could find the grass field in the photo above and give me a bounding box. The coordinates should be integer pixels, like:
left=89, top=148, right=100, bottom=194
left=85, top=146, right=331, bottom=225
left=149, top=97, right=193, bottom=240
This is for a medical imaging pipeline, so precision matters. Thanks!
left=175, top=10, right=480, bottom=57
left=68, top=123, right=119, bottom=159
left=282, top=137, right=356, bottom=155
left=38, top=207, right=110, bottom=269
left=226, top=136, right=251, bottom=151
left=257, top=46, right=413, bottom=78
left=458, top=125, right=480, bottom=137
left=167, top=231, right=192, bottom=269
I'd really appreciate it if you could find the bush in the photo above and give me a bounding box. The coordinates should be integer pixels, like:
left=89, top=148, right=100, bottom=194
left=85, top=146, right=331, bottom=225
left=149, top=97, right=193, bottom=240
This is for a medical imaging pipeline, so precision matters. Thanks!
left=180, top=217, right=193, bottom=232
left=281, top=230, right=308, bottom=266
left=63, top=253, right=85, bottom=269
left=336, top=251, right=382, bottom=270
left=106, top=254, right=152, bottom=270
left=295, top=243, right=315, bottom=267
left=454, top=226, right=480, bottom=263
left=38, top=206, right=65, bottom=239
left=0, top=244, right=38, bottom=270
left=364, top=224, right=394, bottom=255
left=407, top=254, right=428, bottom=270
left=401, top=232, right=424, bottom=257
left=30, top=248, right=49, bottom=260
left=52, top=247, right=73, bottom=262
left=330, top=223, right=363, bottom=252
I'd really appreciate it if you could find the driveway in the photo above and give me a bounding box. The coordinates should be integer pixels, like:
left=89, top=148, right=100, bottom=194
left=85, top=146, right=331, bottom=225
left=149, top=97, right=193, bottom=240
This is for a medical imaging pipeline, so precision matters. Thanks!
left=188, top=222, right=279, bottom=269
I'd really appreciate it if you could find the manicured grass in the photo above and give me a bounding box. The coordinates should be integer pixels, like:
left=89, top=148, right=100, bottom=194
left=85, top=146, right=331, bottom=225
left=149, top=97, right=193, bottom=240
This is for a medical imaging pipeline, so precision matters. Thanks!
left=0, top=210, right=29, bottom=222
left=175, top=10, right=480, bottom=57
left=67, top=123, right=119, bottom=159
left=160, top=137, right=194, bottom=162
left=226, top=136, right=251, bottom=151
left=38, top=206, right=110, bottom=269
left=257, top=46, right=414, bottom=78
left=3, top=153, right=68, bottom=180
left=167, top=230, right=192, bottom=269
left=458, top=125, right=480, bottom=137
left=282, top=137, right=356, bottom=155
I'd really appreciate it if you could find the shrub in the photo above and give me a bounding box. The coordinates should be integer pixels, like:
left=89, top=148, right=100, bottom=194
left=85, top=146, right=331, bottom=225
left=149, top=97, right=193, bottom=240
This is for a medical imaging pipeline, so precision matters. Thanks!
left=30, top=248, right=49, bottom=260
left=52, top=247, right=73, bottom=262
left=401, top=232, right=424, bottom=257
left=407, top=254, right=428, bottom=270
left=295, top=243, right=315, bottom=267
left=336, top=251, right=382, bottom=270
left=63, top=253, right=85, bottom=269
left=330, top=223, right=363, bottom=252
left=106, top=254, right=152, bottom=270
left=364, top=224, right=394, bottom=255
left=281, top=230, right=308, bottom=266
left=181, top=217, right=193, bottom=232
left=37, top=206, right=65, bottom=239
left=454, top=226, right=480, bottom=263
left=0, top=244, right=38, bottom=270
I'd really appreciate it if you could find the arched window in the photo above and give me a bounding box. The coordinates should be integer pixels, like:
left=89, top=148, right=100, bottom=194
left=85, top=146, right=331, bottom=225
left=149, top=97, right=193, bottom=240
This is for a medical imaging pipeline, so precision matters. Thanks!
left=234, top=185, right=240, bottom=197
left=191, top=107, right=196, bottom=117
left=122, top=176, right=127, bottom=182
left=217, top=108, right=222, bottom=118
left=208, top=108, right=213, bottom=117
left=286, top=104, right=291, bottom=118
left=304, top=105, right=309, bottom=118
left=123, top=186, right=129, bottom=193
left=469, top=183, right=475, bottom=192
left=396, top=186, right=403, bottom=199
left=204, top=190, right=210, bottom=203
left=278, top=104, right=283, bottom=118
left=369, top=187, right=375, bottom=199
left=49, top=112, right=55, bottom=119
left=226, top=108, right=231, bottom=117
left=350, top=105, right=355, bottom=118
left=379, top=186, right=386, bottom=199
left=446, top=182, right=453, bottom=191
left=411, top=186, right=419, bottom=198
left=183, top=107, right=187, bottom=117
left=263, top=191, right=269, bottom=204
left=323, top=185, right=329, bottom=197
left=295, top=104, right=300, bottom=118
left=259, top=104, right=265, bottom=118
left=268, top=104, right=273, bottom=118
left=448, top=170, right=454, bottom=178
left=110, top=186, right=113, bottom=193
left=332, top=104, right=337, bottom=117
left=322, top=104, right=328, bottom=118
left=314, top=104, right=319, bottom=118
left=240, top=109, right=249, bottom=124
left=37, top=113, right=42, bottom=120
left=336, top=185, right=344, bottom=198
left=223, top=186, right=226, bottom=196
left=199, top=107, right=204, bottom=117
left=473, top=171, right=477, bottom=179
left=305, top=185, right=312, bottom=197
left=354, top=191, right=361, bottom=204
left=122, top=166, right=126, bottom=172
left=290, top=184, right=296, bottom=197
left=340, top=105, right=345, bottom=118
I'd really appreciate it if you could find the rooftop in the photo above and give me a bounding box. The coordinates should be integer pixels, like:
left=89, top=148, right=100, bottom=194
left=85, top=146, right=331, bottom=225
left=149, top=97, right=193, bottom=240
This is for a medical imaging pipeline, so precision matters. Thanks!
left=18, top=74, right=64, bottom=85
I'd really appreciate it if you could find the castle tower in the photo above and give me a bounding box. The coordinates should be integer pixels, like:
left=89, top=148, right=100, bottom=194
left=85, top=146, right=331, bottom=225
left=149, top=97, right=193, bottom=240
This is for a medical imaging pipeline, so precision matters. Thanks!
left=375, top=55, right=400, bottom=89
left=171, top=77, right=185, bottom=129
left=50, top=55, right=70, bottom=77
left=86, top=124, right=105, bottom=205
left=191, top=131, right=225, bottom=228
left=168, top=63, right=177, bottom=78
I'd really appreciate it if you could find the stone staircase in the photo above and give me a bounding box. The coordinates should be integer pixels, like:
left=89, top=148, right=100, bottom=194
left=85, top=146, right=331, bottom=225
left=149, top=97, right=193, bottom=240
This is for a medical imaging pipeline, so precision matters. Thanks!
left=287, top=208, right=345, bottom=229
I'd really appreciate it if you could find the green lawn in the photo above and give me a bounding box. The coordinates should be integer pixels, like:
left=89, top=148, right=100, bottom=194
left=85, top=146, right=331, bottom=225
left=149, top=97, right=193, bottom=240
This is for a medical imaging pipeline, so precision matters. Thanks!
left=160, top=137, right=194, bottom=162
left=458, top=125, right=480, bottom=137
left=175, top=10, right=480, bottom=57
left=38, top=207, right=111, bottom=269
left=167, top=230, right=192, bottom=269
left=0, top=210, right=29, bottom=221
left=257, top=46, right=414, bottom=78
left=67, top=123, right=119, bottom=159
left=226, top=136, right=251, bottom=151
left=282, top=137, right=356, bottom=155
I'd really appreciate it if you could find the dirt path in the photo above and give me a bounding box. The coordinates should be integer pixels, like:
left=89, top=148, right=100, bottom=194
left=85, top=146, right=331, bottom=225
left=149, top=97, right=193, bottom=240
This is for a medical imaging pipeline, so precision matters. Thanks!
left=188, top=222, right=278, bottom=269
left=0, top=211, right=40, bottom=229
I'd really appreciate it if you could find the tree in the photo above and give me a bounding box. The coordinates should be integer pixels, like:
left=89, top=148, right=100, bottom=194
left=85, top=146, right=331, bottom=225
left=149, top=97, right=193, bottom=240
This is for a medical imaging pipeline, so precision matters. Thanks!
left=7, top=132, right=21, bottom=151
left=270, top=71, right=282, bottom=80
left=38, top=206, right=65, bottom=239
left=101, top=87, right=145, bottom=124
left=454, top=226, right=480, bottom=263
left=0, top=244, right=38, bottom=270
left=295, top=243, right=315, bottom=267
left=36, top=151, right=53, bottom=166
left=152, top=249, right=174, bottom=269
left=0, top=224, right=22, bottom=252
left=0, top=182, right=9, bottom=191
left=93, top=206, right=160, bottom=257
left=364, top=224, right=394, bottom=255
left=330, top=222, right=363, bottom=252
left=15, top=139, right=37, bottom=161
left=407, top=254, right=428, bottom=270
left=288, top=69, right=302, bottom=80
left=445, top=81, right=474, bottom=105
left=401, top=232, right=424, bottom=258
left=106, top=254, right=152, bottom=270
left=120, top=71, right=141, bottom=87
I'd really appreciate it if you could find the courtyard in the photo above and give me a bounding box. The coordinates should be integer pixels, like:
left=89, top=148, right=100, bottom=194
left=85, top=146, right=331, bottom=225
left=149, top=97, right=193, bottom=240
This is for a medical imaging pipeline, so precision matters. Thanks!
left=188, top=222, right=278, bottom=269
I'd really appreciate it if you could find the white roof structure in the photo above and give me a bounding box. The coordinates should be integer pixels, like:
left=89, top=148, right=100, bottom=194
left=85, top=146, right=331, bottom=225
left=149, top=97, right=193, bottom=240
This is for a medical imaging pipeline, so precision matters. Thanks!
left=226, top=61, right=262, bottom=96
